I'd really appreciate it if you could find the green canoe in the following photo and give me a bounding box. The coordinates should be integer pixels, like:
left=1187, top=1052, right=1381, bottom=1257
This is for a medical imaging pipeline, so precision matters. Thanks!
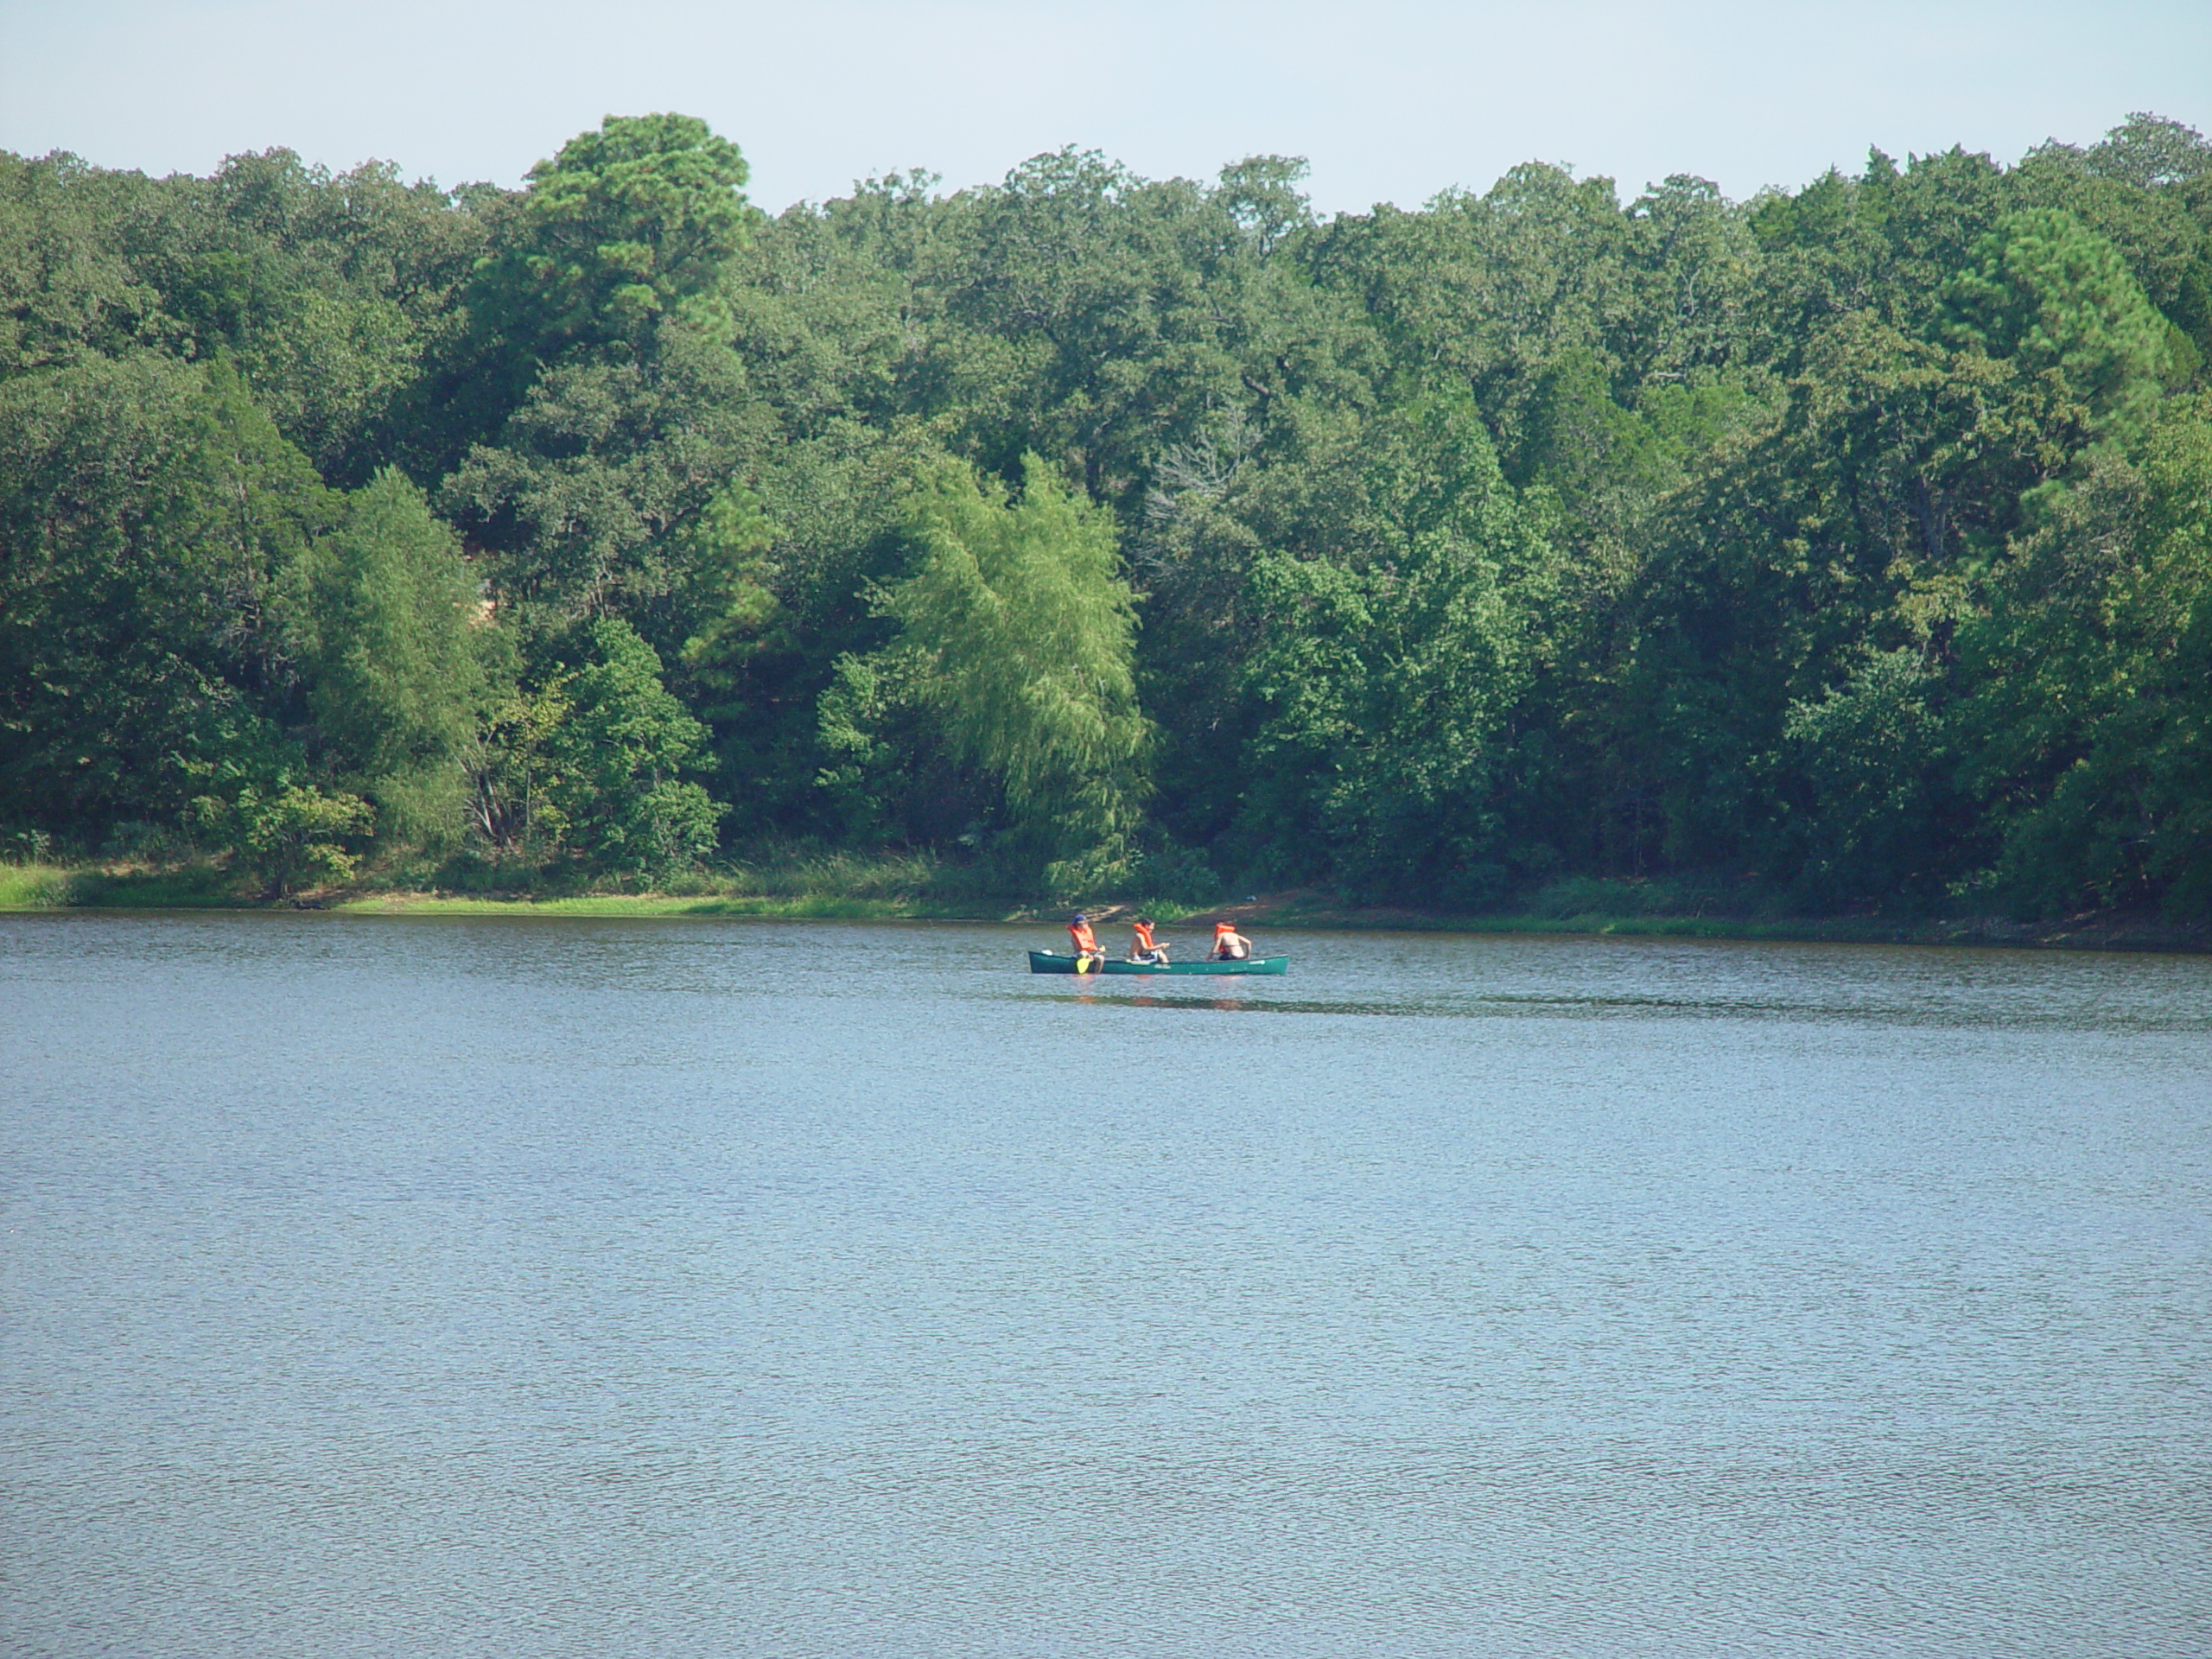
left=1028, top=950, right=1287, bottom=976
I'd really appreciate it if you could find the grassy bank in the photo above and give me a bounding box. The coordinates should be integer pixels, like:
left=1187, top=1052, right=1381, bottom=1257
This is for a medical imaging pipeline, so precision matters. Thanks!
left=331, top=846, right=1048, bottom=919
left=331, top=891, right=996, bottom=920
left=0, top=861, right=247, bottom=910
left=0, top=862, right=73, bottom=909
left=4, top=855, right=2205, bottom=954
left=0, top=848, right=1048, bottom=922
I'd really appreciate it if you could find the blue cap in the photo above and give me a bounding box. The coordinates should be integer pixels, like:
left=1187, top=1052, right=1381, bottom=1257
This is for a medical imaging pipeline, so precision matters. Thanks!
left=1071, top=912, right=1086, bottom=923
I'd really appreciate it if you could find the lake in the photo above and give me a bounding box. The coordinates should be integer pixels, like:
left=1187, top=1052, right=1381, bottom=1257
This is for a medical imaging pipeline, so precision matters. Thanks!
left=3, top=913, right=2208, bottom=1656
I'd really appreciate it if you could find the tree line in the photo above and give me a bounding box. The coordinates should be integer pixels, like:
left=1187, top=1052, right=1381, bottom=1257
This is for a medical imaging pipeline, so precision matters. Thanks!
left=3, top=111, right=2209, bottom=914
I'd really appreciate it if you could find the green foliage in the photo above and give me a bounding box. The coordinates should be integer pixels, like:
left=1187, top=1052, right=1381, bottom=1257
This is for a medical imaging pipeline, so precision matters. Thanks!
left=810, top=649, right=950, bottom=843
left=468, top=113, right=753, bottom=370
left=460, top=679, right=574, bottom=858
left=545, top=618, right=727, bottom=875
left=194, top=779, right=372, bottom=894
left=0, top=353, right=331, bottom=831
left=2078, top=112, right=2212, bottom=189
left=423, top=114, right=754, bottom=504
left=1238, top=397, right=1560, bottom=896
left=1955, top=411, right=2212, bottom=917
left=0, top=152, right=171, bottom=374
left=0, top=147, right=494, bottom=480
left=6, top=109, right=2212, bottom=919
left=0, top=863, right=72, bottom=908
left=294, top=469, right=491, bottom=835
left=868, top=454, right=1148, bottom=868
left=1781, top=648, right=1974, bottom=908
left=1942, top=207, right=2176, bottom=448
left=437, top=313, right=759, bottom=630
left=675, top=482, right=779, bottom=667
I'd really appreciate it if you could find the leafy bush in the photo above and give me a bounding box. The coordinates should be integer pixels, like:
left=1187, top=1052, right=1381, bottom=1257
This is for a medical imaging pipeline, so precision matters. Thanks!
left=194, top=782, right=373, bottom=894
left=544, top=619, right=728, bottom=878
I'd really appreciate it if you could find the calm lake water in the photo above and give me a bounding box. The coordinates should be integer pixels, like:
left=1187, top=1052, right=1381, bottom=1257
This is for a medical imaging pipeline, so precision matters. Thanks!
left=3, top=913, right=2209, bottom=1657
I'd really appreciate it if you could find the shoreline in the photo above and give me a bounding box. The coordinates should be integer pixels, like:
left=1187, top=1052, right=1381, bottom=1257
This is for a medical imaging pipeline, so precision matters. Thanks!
left=3, top=863, right=2205, bottom=953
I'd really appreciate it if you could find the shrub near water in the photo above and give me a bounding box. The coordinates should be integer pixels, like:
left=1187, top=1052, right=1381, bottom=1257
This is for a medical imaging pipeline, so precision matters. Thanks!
left=0, top=863, right=72, bottom=908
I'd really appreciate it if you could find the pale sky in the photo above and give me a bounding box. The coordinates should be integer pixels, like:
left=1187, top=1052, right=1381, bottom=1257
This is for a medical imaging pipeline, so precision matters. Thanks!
left=3, top=0, right=2206, bottom=213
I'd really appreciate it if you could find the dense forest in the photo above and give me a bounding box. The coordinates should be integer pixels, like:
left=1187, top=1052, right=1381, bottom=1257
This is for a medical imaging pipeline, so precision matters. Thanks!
left=3, top=111, right=2210, bottom=917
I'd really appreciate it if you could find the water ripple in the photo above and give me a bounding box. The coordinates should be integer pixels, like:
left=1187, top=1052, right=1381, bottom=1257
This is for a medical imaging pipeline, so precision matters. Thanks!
left=4, top=914, right=2209, bottom=1657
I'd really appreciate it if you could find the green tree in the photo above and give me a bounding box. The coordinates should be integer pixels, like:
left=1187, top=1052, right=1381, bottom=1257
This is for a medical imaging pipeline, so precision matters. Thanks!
left=1942, top=207, right=2175, bottom=448
left=925, top=148, right=1298, bottom=505
left=1306, top=162, right=1641, bottom=477
left=1780, top=647, right=1976, bottom=909
left=438, top=317, right=758, bottom=626
left=1605, top=308, right=2050, bottom=884
left=192, top=779, right=372, bottom=895
left=864, top=454, right=1148, bottom=871
left=12, top=113, right=2212, bottom=918
left=459, top=679, right=573, bottom=858
left=545, top=617, right=727, bottom=875
left=2082, top=111, right=2212, bottom=189
left=2013, top=115, right=2212, bottom=380
left=1236, top=397, right=1561, bottom=899
left=467, top=113, right=753, bottom=381
left=1955, top=410, right=2212, bottom=916
left=0, top=150, right=173, bottom=376
left=124, top=148, right=496, bottom=482
left=292, top=467, right=495, bottom=840
left=0, top=354, right=331, bottom=835
left=436, top=116, right=763, bottom=641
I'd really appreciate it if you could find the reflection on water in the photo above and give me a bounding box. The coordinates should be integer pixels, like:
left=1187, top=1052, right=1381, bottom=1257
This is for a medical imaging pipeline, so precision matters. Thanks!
left=4, top=915, right=2209, bottom=1658
left=1079, top=983, right=2212, bottom=1027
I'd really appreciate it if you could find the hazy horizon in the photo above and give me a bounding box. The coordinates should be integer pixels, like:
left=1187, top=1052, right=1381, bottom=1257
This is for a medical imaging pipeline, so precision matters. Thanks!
left=3, top=0, right=2206, bottom=213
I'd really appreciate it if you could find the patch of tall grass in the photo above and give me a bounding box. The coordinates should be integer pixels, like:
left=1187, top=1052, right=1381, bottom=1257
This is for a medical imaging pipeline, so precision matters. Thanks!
left=0, top=862, right=73, bottom=908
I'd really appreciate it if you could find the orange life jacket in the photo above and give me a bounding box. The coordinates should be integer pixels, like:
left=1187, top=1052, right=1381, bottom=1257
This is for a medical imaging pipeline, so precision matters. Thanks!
left=1070, top=920, right=1097, bottom=953
left=1131, top=921, right=1156, bottom=951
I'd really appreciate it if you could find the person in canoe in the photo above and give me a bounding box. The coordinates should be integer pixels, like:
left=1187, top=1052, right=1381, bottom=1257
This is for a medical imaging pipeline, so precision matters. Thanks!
left=1210, top=921, right=1254, bottom=960
left=1127, top=915, right=1168, bottom=964
left=1068, top=912, right=1106, bottom=973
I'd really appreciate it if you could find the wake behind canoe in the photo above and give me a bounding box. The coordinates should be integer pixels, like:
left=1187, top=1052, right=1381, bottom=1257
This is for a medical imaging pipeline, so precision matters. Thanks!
left=1027, top=950, right=1287, bottom=976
